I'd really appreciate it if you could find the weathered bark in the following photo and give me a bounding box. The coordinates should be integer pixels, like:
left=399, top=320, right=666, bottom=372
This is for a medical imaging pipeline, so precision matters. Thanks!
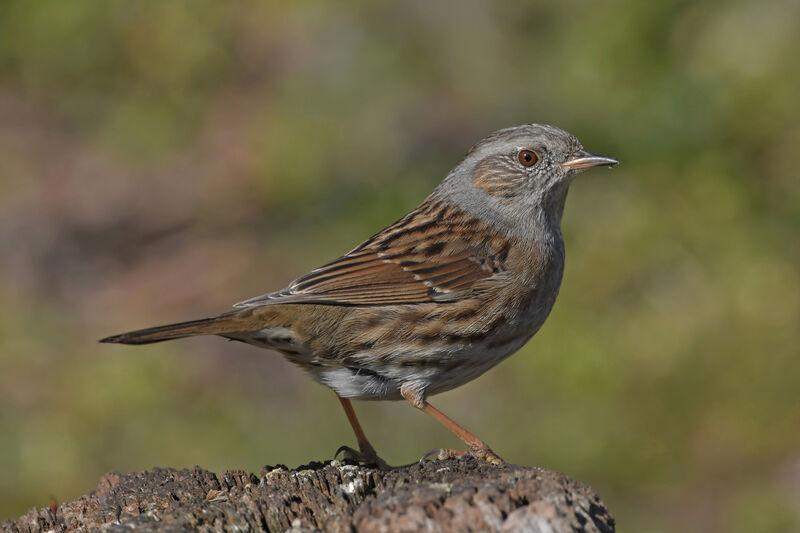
left=2, top=458, right=614, bottom=532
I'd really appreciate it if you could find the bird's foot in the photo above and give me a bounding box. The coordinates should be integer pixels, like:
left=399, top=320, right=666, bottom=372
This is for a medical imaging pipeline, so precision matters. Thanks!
left=420, top=445, right=504, bottom=466
left=335, top=445, right=392, bottom=471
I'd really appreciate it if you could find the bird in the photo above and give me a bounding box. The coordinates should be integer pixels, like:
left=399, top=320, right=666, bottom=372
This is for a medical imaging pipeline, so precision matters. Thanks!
left=100, top=123, right=618, bottom=469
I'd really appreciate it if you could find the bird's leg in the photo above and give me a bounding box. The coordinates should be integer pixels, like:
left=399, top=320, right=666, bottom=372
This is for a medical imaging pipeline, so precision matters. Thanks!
left=401, top=385, right=504, bottom=465
left=335, top=396, right=391, bottom=470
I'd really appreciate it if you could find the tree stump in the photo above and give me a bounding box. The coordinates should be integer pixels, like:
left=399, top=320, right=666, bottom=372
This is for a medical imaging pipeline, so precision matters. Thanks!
left=2, top=458, right=614, bottom=532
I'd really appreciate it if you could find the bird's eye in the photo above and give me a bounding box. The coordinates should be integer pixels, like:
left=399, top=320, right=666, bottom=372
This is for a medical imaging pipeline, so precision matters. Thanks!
left=518, top=150, right=538, bottom=167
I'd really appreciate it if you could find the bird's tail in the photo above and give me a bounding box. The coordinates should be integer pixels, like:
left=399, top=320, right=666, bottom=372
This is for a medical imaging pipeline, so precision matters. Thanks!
left=99, top=313, right=243, bottom=345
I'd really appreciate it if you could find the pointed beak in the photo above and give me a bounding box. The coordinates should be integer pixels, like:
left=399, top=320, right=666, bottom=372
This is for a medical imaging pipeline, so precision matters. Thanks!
left=561, top=149, right=619, bottom=171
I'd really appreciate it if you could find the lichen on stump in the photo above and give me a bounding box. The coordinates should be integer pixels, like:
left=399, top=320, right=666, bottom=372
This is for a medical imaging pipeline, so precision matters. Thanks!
left=2, top=458, right=614, bottom=532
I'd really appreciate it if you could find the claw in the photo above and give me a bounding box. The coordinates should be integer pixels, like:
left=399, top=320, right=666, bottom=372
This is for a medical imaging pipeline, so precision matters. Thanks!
left=335, top=445, right=359, bottom=462
left=419, top=449, right=441, bottom=463
left=334, top=445, right=392, bottom=471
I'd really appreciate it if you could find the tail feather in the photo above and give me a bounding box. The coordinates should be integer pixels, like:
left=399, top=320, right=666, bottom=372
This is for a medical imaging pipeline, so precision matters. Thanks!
left=100, top=314, right=242, bottom=345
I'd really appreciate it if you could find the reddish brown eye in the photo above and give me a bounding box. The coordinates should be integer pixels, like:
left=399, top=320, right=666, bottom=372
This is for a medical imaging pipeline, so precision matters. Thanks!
left=518, top=150, right=538, bottom=167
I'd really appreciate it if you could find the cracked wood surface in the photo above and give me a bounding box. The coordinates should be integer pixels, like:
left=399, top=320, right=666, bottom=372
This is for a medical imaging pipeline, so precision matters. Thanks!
left=2, top=458, right=614, bottom=532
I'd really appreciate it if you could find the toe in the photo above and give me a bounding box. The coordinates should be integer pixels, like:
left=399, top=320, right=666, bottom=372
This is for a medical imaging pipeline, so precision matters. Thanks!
left=335, top=445, right=361, bottom=462
left=480, top=450, right=504, bottom=465
left=470, top=445, right=504, bottom=465
left=418, top=448, right=465, bottom=463
left=334, top=445, right=392, bottom=470
left=419, top=447, right=504, bottom=465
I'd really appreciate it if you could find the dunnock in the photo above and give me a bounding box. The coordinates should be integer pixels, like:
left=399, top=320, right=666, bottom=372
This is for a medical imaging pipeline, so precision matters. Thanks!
left=101, top=124, right=618, bottom=468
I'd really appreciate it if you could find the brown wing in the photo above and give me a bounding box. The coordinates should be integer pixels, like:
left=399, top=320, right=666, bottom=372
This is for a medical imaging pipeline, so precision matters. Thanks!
left=234, top=200, right=509, bottom=307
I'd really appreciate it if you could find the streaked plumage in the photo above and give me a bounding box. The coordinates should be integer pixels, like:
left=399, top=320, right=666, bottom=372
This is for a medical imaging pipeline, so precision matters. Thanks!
left=101, top=124, right=619, bottom=467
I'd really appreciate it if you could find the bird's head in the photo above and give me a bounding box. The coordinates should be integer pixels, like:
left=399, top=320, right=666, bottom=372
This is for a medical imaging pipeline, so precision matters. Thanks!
left=435, top=124, right=618, bottom=236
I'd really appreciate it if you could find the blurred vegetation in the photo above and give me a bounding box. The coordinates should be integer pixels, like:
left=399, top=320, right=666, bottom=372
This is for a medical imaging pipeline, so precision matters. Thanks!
left=0, top=1, right=798, bottom=531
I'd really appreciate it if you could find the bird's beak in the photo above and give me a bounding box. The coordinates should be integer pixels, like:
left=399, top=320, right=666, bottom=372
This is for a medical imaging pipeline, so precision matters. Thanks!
left=561, top=149, right=619, bottom=171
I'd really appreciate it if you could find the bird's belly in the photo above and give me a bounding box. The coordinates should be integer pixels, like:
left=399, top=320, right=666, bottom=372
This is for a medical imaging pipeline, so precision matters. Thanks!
left=248, top=282, right=560, bottom=402
left=313, top=326, right=535, bottom=401
left=422, top=330, right=535, bottom=396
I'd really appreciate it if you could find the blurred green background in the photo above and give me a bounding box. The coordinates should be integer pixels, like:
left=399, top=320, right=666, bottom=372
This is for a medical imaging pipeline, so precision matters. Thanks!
left=0, top=1, right=798, bottom=531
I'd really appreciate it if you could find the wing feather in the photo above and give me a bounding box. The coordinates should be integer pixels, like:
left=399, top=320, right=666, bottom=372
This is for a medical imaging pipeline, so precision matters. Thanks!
left=234, top=200, right=507, bottom=307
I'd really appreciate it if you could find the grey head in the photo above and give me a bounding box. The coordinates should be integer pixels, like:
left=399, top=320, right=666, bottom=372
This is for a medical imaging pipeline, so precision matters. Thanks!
left=431, top=124, right=618, bottom=238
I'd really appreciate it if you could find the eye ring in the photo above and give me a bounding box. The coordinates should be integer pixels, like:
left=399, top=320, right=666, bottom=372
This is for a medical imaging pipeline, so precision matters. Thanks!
left=518, top=150, right=538, bottom=167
